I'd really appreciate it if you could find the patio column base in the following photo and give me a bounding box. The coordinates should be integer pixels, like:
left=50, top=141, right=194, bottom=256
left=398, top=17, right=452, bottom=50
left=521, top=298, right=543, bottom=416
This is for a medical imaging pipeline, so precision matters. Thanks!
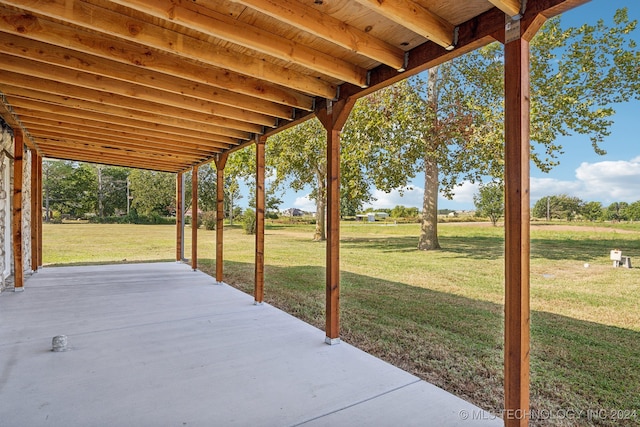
left=325, top=337, right=341, bottom=345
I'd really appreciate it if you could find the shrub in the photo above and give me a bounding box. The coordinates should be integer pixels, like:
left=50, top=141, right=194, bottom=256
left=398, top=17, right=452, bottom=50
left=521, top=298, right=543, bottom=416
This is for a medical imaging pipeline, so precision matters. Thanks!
left=242, top=209, right=256, bottom=235
left=201, top=211, right=216, bottom=230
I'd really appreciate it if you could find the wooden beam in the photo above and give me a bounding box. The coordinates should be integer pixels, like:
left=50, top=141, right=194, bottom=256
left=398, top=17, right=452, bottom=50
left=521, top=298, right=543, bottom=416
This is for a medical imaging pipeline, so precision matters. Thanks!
left=503, top=12, right=544, bottom=426
left=489, top=0, right=523, bottom=18
left=32, top=134, right=200, bottom=163
left=110, top=0, right=368, bottom=88
left=12, top=130, right=23, bottom=290
left=254, top=135, right=265, bottom=304
left=13, top=100, right=247, bottom=143
left=229, top=0, right=405, bottom=70
left=36, top=152, right=42, bottom=268
left=0, top=5, right=313, bottom=110
left=176, top=172, right=184, bottom=262
left=0, top=33, right=295, bottom=119
left=0, top=58, right=277, bottom=126
left=30, top=149, right=38, bottom=271
left=20, top=118, right=229, bottom=153
left=1, top=84, right=266, bottom=134
left=316, top=97, right=356, bottom=344
left=191, top=166, right=198, bottom=271
left=0, top=1, right=337, bottom=99
left=36, top=146, right=190, bottom=172
left=214, top=153, right=228, bottom=283
left=352, top=0, right=456, bottom=50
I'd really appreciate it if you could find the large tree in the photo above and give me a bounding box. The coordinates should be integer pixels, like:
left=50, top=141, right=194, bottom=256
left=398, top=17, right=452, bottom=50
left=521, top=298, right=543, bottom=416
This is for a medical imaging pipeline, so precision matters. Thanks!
left=347, top=9, right=639, bottom=249
left=266, top=118, right=372, bottom=240
left=128, top=169, right=176, bottom=216
left=474, top=182, right=505, bottom=226
left=43, top=160, right=98, bottom=219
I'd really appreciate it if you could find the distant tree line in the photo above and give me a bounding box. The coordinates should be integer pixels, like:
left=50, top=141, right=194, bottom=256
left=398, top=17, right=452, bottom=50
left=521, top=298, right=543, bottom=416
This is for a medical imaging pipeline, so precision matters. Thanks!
left=473, top=183, right=640, bottom=225
left=532, top=195, right=640, bottom=222
left=42, top=160, right=245, bottom=224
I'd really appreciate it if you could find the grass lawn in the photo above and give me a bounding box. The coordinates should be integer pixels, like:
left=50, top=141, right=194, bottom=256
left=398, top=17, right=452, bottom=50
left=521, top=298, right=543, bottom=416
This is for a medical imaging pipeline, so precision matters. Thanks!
left=43, top=221, right=640, bottom=426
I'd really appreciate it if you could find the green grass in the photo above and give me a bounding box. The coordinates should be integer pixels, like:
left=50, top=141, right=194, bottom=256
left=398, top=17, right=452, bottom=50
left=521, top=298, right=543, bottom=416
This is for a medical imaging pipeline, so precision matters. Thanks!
left=43, top=221, right=640, bottom=426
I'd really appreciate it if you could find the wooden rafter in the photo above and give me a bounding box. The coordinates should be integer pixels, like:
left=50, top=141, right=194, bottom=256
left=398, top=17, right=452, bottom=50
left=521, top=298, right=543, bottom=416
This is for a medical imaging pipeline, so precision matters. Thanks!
left=12, top=100, right=249, bottom=142
left=0, top=4, right=314, bottom=110
left=489, top=0, right=523, bottom=18
left=1, top=85, right=265, bottom=135
left=0, top=0, right=337, bottom=98
left=227, top=0, right=406, bottom=71
left=0, top=62, right=276, bottom=127
left=0, top=36, right=294, bottom=119
left=109, top=0, right=369, bottom=88
left=352, top=0, right=457, bottom=50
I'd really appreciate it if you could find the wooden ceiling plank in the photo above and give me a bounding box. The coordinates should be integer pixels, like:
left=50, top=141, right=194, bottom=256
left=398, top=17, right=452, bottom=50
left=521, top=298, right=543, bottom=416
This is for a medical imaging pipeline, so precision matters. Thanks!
left=36, top=137, right=200, bottom=163
left=22, top=119, right=226, bottom=155
left=2, top=86, right=263, bottom=136
left=0, top=5, right=313, bottom=110
left=33, top=134, right=208, bottom=162
left=0, top=57, right=277, bottom=127
left=352, top=0, right=456, bottom=50
left=39, top=148, right=187, bottom=172
left=488, top=0, right=523, bottom=18
left=1, top=0, right=337, bottom=98
left=109, top=0, right=369, bottom=87
left=0, top=72, right=272, bottom=132
left=16, top=108, right=240, bottom=147
left=12, top=99, right=249, bottom=142
left=228, top=0, right=406, bottom=70
left=0, top=34, right=294, bottom=119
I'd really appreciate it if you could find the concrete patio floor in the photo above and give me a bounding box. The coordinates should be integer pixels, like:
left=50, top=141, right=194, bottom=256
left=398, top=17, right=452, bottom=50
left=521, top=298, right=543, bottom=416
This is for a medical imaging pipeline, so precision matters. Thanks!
left=0, top=262, right=502, bottom=426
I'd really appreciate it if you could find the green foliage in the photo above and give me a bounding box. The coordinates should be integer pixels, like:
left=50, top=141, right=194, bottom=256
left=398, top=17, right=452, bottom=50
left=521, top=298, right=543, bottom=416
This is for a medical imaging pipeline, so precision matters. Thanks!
left=43, top=160, right=98, bottom=219
left=128, top=169, right=176, bottom=216
left=201, top=211, right=217, bottom=230
left=580, top=201, right=604, bottom=221
left=627, top=201, right=640, bottom=221
left=604, top=202, right=630, bottom=222
left=184, top=164, right=218, bottom=212
left=98, top=166, right=130, bottom=216
left=473, top=182, right=504, bottom=226
left=532, top=195, right=583, bottom=221
left=242, top=209, right=256, bottom=235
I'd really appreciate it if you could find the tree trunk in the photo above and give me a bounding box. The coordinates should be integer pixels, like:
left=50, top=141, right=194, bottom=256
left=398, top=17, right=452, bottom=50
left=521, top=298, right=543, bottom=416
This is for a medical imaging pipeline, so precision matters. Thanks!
left=418, top=154, right=441, bottom=250
left=314, top=170, right=326, bottom=241
left=418, top=66, right=441, bottom=251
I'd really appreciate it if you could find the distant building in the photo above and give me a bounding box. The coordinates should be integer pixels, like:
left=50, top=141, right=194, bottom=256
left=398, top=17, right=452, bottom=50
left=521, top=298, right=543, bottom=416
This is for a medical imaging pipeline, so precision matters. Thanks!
left=356, top=212, right=389, bottom=222
left=282, top=208, right=305, bottom=217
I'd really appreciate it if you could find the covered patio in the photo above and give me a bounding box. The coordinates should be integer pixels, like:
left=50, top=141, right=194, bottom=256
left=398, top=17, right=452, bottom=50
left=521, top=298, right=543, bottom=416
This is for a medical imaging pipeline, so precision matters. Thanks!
left=0, top=1, right=592, bottom=425
left=0, top=262, right=500, bottom=426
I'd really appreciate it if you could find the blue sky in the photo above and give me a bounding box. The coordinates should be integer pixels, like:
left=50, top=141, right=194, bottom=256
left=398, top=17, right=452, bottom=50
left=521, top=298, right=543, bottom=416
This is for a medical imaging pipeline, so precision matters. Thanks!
left=249, top=1, right=640, bottom=213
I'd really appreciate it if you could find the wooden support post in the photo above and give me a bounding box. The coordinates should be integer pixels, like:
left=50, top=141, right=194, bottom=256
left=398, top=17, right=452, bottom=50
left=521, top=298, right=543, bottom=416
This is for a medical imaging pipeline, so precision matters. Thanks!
left=503, top=13, right=544, bottom=426
left=254, top=135, right=266, bottom=304
left=214, top=153, right=228, bottom=283
left=191, top=166, right=198, bottom=271
left=36, top=154, right=42, bottom=268
left=316, top=98, right=356, bottom=344
left=176, top=172, right=184, bottom=262
left=12, top=131, right=23, bottom=290
left=30, top=149, right=39, bottom=271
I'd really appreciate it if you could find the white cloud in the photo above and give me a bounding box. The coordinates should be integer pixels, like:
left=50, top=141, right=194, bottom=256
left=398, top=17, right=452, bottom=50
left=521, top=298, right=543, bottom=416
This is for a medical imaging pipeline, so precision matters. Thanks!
left=444, top=181, right=479, bottom=204
left=292, top=194, right=316, bottom=212
left=365, top=181, right=480, bottom=210
left=366, top=186, right=424, bottom=210
left=532, top=157, right=640, bottom=205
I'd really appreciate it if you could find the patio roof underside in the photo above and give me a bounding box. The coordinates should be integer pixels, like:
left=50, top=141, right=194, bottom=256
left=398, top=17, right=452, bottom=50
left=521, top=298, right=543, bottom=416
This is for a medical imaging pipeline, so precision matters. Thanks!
left=0, top=0, right=583, bottom=173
